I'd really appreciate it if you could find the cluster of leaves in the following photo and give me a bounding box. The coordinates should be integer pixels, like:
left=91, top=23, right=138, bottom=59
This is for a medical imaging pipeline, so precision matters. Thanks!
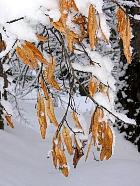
left=0, top=0, right=134, bottom=177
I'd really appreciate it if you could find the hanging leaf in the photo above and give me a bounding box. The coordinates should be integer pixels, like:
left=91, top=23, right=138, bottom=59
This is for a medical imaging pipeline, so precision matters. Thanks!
left=16, top=46, right=33, bottom=69
left=71, top=111, right=83, bottom=130
left=116, top=8, right=132, bottom=64
left=40, top=79, right=49, bottom=99
left=44, top=97, right=59, bottom=128
left=73, top=137, right=84, bottom=168
left=25, top=41, right=48, bottom=65
left=43, top=57, right=61, bottom=90
left=53, top=19, right=65, bottom=33
left=100, top=123, right=113, bottom=160
left=0, top=40, right=6, bottom=52
left=90, top=107, right=104, bottom=145
left=88, top=4, right=97, bottom=49
left=22, top=44, right=38, bottom=69
left=52, top=136, right=69, bottom=177
left=5, top=115, right=14, bottom=128
left=89, top=78, right=97, bottom=97
left=85, top=137, right=92, bottom=161
left=62, top=126, right=73, bottom=155
left=36, top=34, right=48, bottom=42
left=37, top=92, right=47, bottom=139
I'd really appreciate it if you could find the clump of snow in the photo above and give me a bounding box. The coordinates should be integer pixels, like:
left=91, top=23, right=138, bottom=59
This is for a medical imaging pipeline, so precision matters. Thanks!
left=0, top=77, right=4, bottom=92
left=1, top=100, right=13, bottom=115
left=134, top=15, right=140, bottom=20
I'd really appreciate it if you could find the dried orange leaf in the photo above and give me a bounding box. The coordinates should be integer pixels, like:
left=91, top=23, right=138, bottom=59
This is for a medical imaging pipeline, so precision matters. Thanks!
left=44, top=98, right=59, bottom=128
left=88, top=4, right=97, bottom=49
left=62, top=126, right=73, bottom=155
left=89, top=78, right=97, bottom=97
left=25, top=41, right=48, bottom=65
left=36, top=34, right=48, bottom=42
left=5, top=115, right=14, bottom=128
left=22, top=44, right=38, bottom=69
left=71, top=112, right=83, bottom=130
left=91, top=107, right=104, bottom=145
left=37, top=92, right=47, bottom=139
left=85, top=137, right=92, bottom=161
left=116, top=8, right=132, bottom=64
left=73, top=145, right=84, bottom=168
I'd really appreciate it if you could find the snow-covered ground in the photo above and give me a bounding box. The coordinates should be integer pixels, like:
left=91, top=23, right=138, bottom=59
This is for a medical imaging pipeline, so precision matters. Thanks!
left=0, top=99, right=140, bottom=186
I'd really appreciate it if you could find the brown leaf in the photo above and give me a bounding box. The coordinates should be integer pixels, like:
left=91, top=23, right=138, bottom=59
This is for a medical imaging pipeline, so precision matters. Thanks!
left=16, top=47, right=32, bottom=68
left=85, top=137, right=92, bottom=161
left=91, top=107, right=104, bottom=145
left=36, top=34, right=48, bottom=42
left=5, top=115, right=14, bottom=128
left=116, top=8, right=132, bottom=64
left=22, top=44, right=38, bottom=69
left=25, top=41, right=48, bottom=65
left=71, top=112, right=83, bottom=130
left=68, top=0, right=78, bottom=11
left=37, top=92, right=47, bottom=139
left=53, top=19, right=65, bottom=33
left=88, top=4, right=97, bottom=49
left=43, top=57, right=61, bottom=91
left=0, top=40, right=6, bottom=52
left=73, top=145, right=84, bottom=168
left=62, top=126, right=73, bottom=155
left=40, top=79, right=49, bottom=99
left=50, top=78, right=61, bottom=91
left=53, top=137, right=69, bottom=177
left=44, top=98, right=59, bottom=128
left=100, top=123, right=114, bottom=160
left=89, top=78, right=97, bottom=97
left=61, top=166, right=69, bottom=177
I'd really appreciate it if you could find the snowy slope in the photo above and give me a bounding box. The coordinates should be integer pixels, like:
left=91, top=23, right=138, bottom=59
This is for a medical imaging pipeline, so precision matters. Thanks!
left=0, top=100, right=140, bottom=186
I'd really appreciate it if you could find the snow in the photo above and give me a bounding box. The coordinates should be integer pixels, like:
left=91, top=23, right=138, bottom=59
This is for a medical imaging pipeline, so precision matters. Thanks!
left=134, top=15, right=140, bottom=20
left=98, top=13, right=110, bottom=41
left=5, top=20, right=37, bottom=42
left=0, top=99, right=140, bottom=186
left=0, top=77, right=4, bottom=92
left=0, top=0, right=110, bottom=57
left=1, top=100, right=13, bottom=115
left=0, top=0, right=59, bottom=23
left=74, top=0, right=103, bottom=15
